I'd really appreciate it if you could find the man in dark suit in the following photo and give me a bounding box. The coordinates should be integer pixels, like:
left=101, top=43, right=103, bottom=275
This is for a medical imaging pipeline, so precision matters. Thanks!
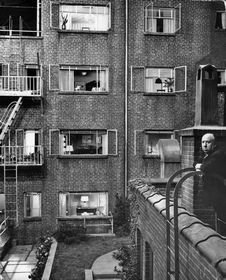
left=195, top=133, right=226, bottom=235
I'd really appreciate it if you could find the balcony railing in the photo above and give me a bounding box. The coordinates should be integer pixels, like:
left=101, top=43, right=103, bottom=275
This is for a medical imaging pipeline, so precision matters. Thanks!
left=0, top=145, right=43, bottom=166
left=0, top=76, right=42, bottom=96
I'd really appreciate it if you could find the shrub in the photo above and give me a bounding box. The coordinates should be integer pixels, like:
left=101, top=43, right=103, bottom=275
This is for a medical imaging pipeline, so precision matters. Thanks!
left=113, top=243, right=141, bottom=280
left=28, top=235, right=52, bottom=280
left=113, top=193, right=130, bottom=236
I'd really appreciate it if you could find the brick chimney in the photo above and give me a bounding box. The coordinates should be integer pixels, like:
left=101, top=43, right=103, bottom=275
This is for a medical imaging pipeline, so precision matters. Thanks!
left=177, top=64, right=226, bottom=228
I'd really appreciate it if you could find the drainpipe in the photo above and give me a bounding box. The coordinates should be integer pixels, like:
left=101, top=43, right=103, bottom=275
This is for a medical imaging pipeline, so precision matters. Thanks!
left=124, top=0, right=128, bottom=197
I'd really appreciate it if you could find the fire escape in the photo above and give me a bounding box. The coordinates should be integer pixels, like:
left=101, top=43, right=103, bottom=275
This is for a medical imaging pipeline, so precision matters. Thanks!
left=0, top=62, right=43, bottom=226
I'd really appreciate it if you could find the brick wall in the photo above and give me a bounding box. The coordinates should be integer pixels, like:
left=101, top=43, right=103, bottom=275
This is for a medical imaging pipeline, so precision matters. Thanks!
left=129, top=179, right=226, bottom=280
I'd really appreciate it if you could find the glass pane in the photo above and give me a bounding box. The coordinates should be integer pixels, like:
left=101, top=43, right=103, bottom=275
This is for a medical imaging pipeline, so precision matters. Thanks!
left=60, top=192, right=108, bottom=216
left=145, top=133, right=172, bottom=155
left=160, top=9, right=172, bottom=18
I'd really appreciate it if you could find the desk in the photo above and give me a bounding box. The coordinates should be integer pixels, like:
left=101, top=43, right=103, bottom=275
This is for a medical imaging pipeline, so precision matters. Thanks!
left=77, top=207, right=97, bottom=215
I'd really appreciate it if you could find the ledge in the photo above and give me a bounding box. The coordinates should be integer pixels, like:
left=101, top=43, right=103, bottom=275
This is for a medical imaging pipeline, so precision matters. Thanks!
left=58, top=91, right=108, bottom=96
left=57, top=215, right=112, bottom=220
left=58, top=30, right=110, bottom=35
left=41, top=238, right=57, bottom=280
left=57, top=155, right=108, bottom=159
left=23, top=217, right=42, bottom=222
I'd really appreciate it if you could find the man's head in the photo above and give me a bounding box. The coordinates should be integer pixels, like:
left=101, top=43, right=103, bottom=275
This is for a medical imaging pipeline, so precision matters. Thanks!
left=201, top=133, right=215, bottom=154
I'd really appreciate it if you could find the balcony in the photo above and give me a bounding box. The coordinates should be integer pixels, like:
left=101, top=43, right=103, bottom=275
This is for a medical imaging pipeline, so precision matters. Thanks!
left=0, top=145, right=43, bottom=166
left=0, top=76, right=42, bottom=97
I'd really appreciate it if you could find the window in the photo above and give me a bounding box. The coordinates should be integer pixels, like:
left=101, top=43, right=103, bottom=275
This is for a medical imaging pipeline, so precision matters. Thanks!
left=50, top=3, right=111, bottom=31
left=49, top=129, right=117, bottom=156
left=0, top=0, right=41, bottom=36
left=59, top=66, right=109, bottom=92
left=24, top=192, right=41, bottom=218
left=144, top=131, right=173, bottom=156
left=131, top=66, right=187, bottom=93
left=215, top=11, right=226, bottom=29
left=217, top=69, right=226, bottom=85
left=59, top=192, right=108, bottom=217
left=145, top=4, right=181, bottom=34
left=145, top=242, right=153, bottom=280
left=145, top=68, right=174, bottom=93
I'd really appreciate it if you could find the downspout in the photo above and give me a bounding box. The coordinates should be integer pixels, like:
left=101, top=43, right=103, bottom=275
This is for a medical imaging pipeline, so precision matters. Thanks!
left=124, top=0, right=128, bottom=197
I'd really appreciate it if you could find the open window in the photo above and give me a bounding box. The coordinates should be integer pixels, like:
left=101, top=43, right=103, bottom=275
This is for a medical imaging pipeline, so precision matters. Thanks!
left=217, top=69, right=226, bottom=86
left=131, top=65, right=187, bottom=93
left=50, top=2, right=111, bottom=31
left=0, top=0, right=41, bottom=37
left=59, top=65, right=109, bottom=93
left=59, top=192, right=108, bottom=217
left=144, top=3, right=181, bottom=34
left=24, top=192, right=41, bottom=218
left=215, top=11, right=226, bottom=29
left=49, top=129, right=117, bottom=156
left=144, top=130, right=173, bottom=156
left=16, top=129, right=42, bottom=164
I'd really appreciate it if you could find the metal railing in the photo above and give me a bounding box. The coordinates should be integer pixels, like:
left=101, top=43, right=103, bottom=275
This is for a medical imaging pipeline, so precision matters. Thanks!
left=0, top=76, right=42, bottom=96
left=0, top=145, right=43, bottom=165
left=166, top=168, right=203, bottom=280
left=0, top=29, right=41, bottom=37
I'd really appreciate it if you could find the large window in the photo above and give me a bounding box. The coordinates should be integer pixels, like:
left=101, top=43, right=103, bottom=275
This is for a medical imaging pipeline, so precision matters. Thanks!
left=59, top=192, right=108, bottom=217
left=0, top=0, right=41, bottom=36
left=59, top=66, right=109, bottom=92
left=215, top=11, right=226, bottom=29
left=50, top=3, right=111, bottom=31
left=131, top=66, right=187, bottom=93
left=145, top=4, right=181, bottom=34
left=24, top=192, right=41, bottom=218
left=49, top=129, right=117, bottom=156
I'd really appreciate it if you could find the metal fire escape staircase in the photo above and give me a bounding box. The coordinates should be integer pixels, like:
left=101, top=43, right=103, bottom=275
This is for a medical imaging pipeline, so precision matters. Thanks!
left=0, top=97, right=23, bottom=225
left=0, top=97, right=23, bottom=145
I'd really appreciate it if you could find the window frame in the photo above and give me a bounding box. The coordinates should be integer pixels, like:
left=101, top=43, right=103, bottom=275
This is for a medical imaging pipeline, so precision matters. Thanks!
left=217, top=69, right=226, bottom=86
left=24, top=192, right=41, bottom=218
left=144, top=3, right=181, bottom=34
left=50, top=2, right=111, bottom=32
left=215, top=11, right=226, bottom=30
left=59, top=65, right=109, bottom=93
left=59, top=191, right=109, bottom=217
left=144, top=130, right=174, bottom=157
left=49, top=129, right=118, bottom=157
left=131, top=65, right=187, bottom=93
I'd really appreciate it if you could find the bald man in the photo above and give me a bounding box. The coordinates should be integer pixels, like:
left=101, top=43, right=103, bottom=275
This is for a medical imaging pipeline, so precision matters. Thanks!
left=195, top=133, right=226, bottom=235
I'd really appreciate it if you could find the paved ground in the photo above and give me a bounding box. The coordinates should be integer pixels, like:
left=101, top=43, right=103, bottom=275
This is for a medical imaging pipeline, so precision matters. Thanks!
left=91, top=250, right=122, bottom=279
left=0, top=245, right=36, bottom=280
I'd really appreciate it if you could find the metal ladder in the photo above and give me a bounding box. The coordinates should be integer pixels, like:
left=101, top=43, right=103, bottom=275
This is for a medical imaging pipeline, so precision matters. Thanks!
left=4, top=162, right=18, bottom=226
left=0, top=97, right=23, bottom=145
left=166, top=168, right=202, bottom=280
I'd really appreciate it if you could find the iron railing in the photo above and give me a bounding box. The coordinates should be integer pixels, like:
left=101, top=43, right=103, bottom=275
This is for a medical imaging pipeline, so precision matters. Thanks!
left=0, top=145, right=43, bottom=166
left=0, top=76, right=42, bottom=96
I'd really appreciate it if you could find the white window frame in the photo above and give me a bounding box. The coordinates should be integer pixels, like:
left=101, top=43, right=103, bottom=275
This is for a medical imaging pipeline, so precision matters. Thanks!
left=51, top=3, right=111, bottom=31
left=131, top=65, right=187, bottom=93
left=24, top=192, right=41, bottom=218
left=49, top=129, right=117, bottom=156
left=144, top=3, right=181, bottom=34
left=59, top=65, right=109, bottom=93
left=59, top=191, right=109, bottom=217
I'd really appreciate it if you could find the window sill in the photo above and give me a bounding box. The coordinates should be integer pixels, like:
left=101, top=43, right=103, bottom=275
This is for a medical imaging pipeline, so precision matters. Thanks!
left=143, top=154, right=160, bottom=159
left=58, top=91, right=108, bottom=96
left=58, top=30, right=109, bottom=34
left=143, top=92, right=176, bottom=96
left=144, top=32, right=176, bottom=36
left=23, top=217, right=42, bottom=222
left=0, top=35, right=43, bottom=40
left=215, top=29, right=226, bottom=32
left=57, top=215, right=112, bottom=220
left=58, top=155, right=108, bottom=159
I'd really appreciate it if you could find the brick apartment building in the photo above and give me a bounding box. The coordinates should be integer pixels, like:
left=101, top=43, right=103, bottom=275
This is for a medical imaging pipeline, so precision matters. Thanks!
left=0, top=0, right=225, bottom=244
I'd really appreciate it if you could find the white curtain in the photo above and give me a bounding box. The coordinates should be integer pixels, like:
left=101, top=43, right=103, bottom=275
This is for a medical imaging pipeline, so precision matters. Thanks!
left=60, top=70, right=74, bottom=91
left=59, top=193, right=67, bottom=216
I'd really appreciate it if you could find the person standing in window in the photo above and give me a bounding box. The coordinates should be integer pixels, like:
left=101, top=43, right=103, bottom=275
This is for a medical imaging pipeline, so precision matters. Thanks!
left=195, top=133, right=226, bottom=235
